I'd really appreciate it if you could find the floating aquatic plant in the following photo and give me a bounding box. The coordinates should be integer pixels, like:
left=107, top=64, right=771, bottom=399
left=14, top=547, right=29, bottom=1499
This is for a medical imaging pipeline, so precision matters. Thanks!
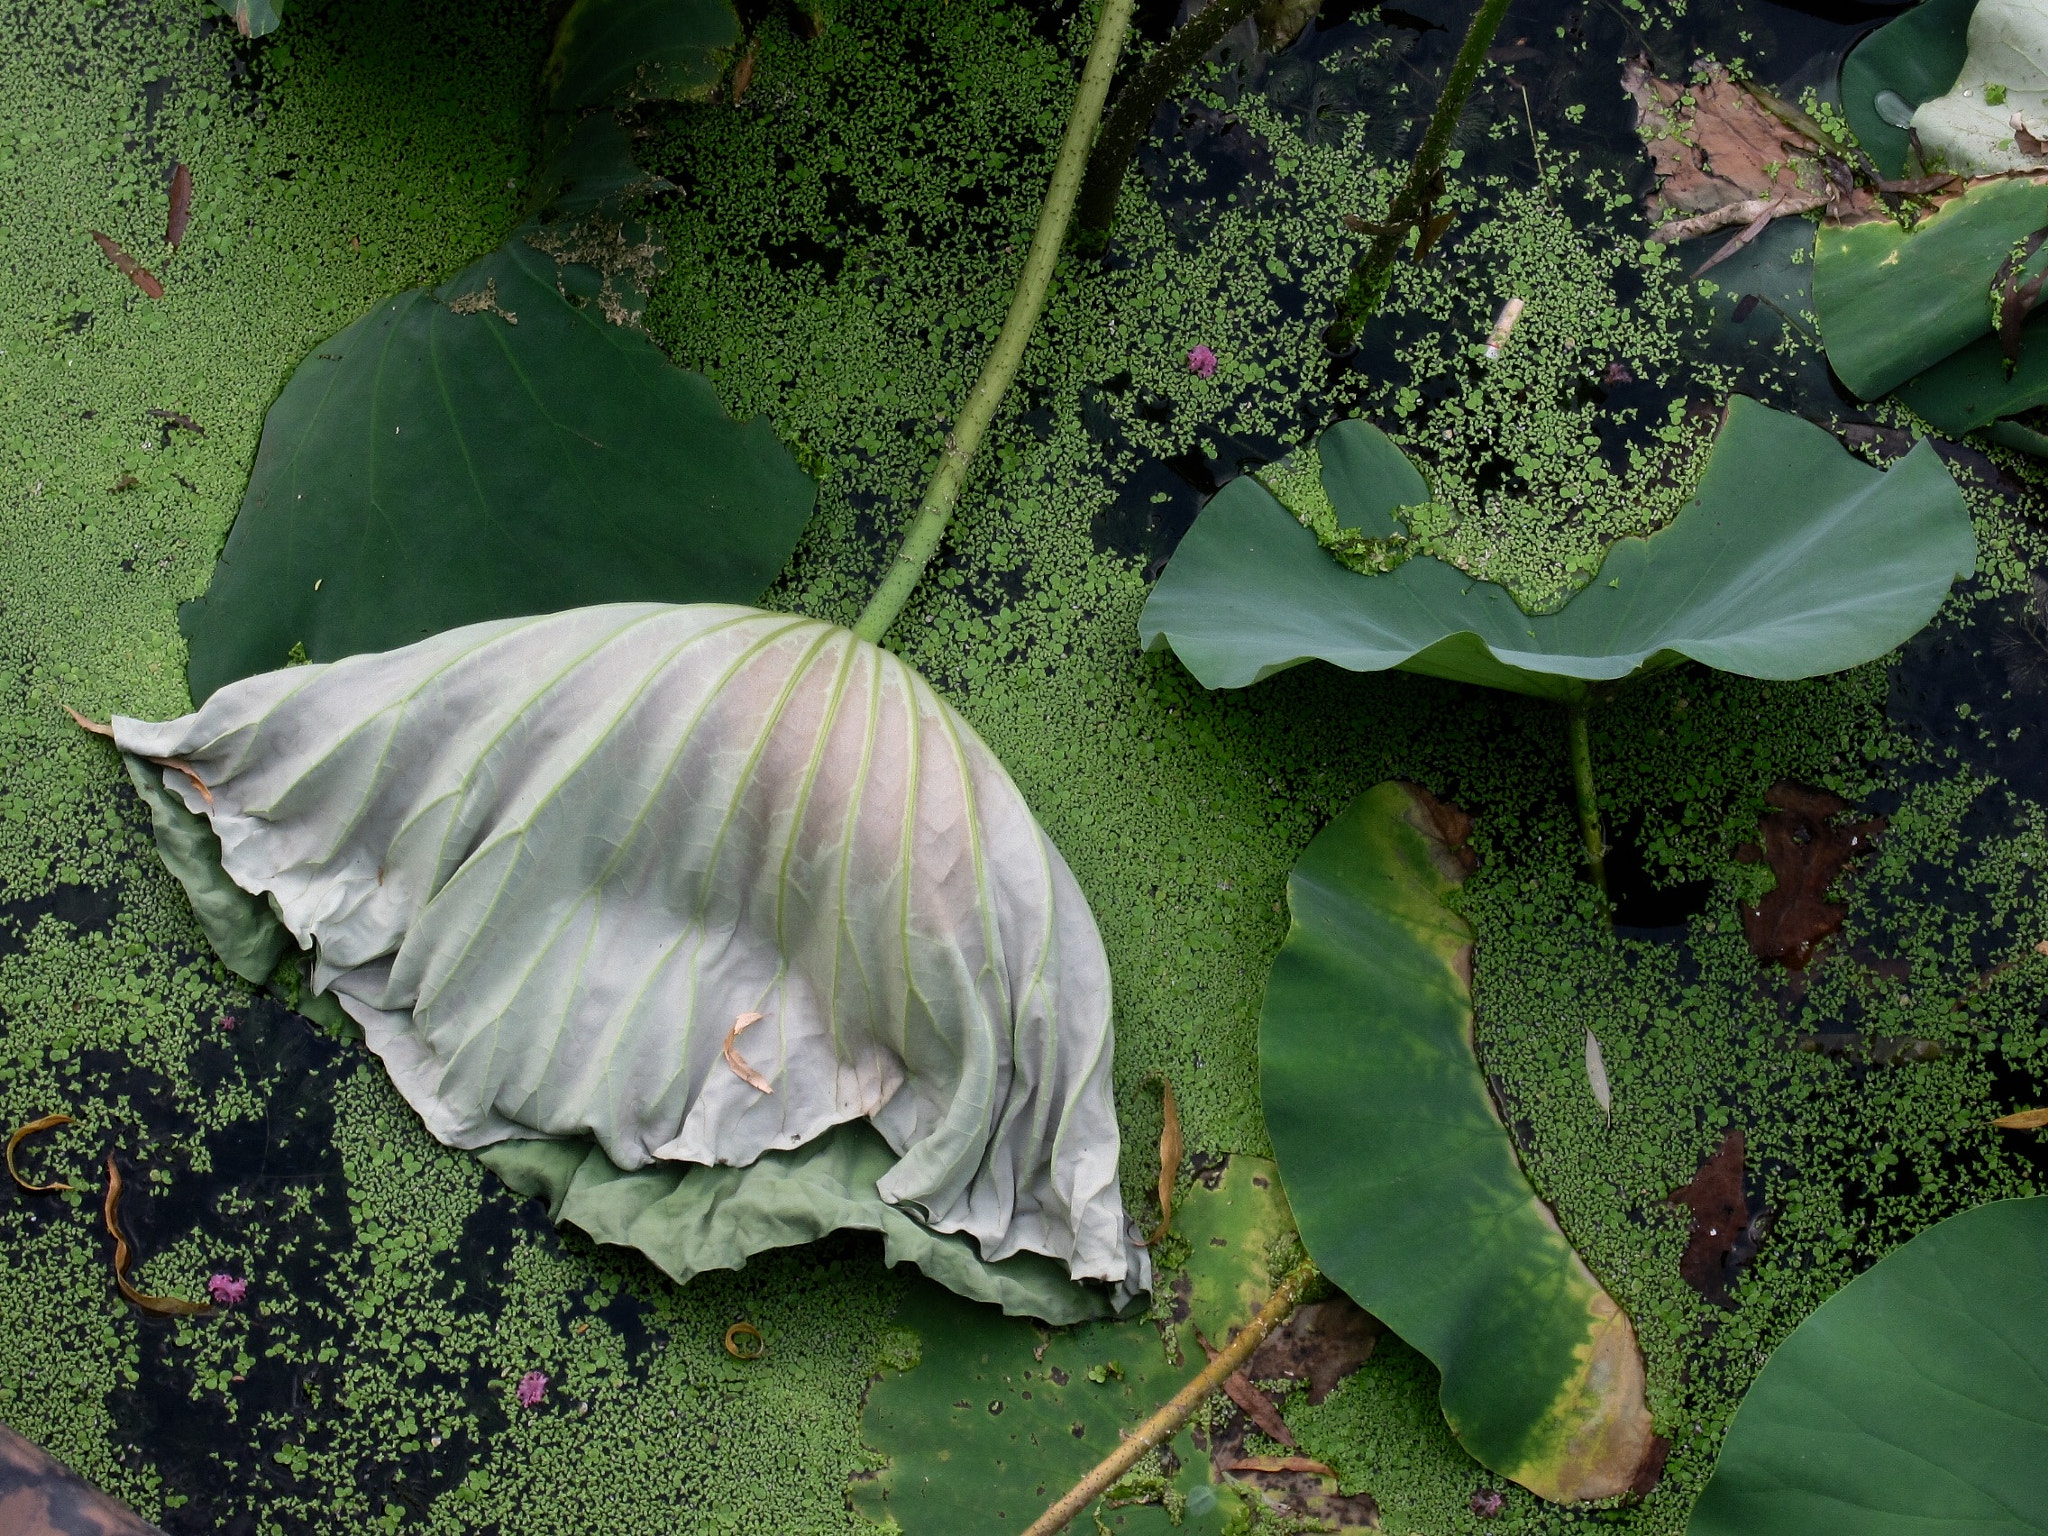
left=1139, top=396, right=1975, bottom=890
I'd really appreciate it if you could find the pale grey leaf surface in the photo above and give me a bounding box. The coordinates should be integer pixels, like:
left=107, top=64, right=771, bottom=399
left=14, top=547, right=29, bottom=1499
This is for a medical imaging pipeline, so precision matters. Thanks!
left=114, top=604, right=1145, bottom=1293
left=1912, top=0, right=2048, bottom=174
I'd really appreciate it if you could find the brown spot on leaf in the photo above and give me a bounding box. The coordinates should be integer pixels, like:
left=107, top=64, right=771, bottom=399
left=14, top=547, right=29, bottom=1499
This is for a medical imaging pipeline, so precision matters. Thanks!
left=1243, top=1296, right=1380, bottom=1405
left=166, top=164, right=193, bottom=247
left=90, top=232, right=163, bottom=299
left=1735, top=783, right=1883, bottom=969
left=1667, top=1130, right=1757, bottom=1306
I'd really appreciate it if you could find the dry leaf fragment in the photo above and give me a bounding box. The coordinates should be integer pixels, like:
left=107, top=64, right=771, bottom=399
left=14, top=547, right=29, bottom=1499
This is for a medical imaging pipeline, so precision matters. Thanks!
left=1197, top=1329, right=1297, bottom=1447
left=91, top=231, right=164, bottom=299
left=1992, top=1107, right=2048, bottom=1131
left=166, top=164, right=193, bottom=248
left=1584, top=1030, right=1611, bottom=1116
left=722, top=1011, right=772, bottom=1093
left=1147, top=1075, right=1182, bottom=1245
left=104, top=1156, right=213, bottom=1316
left=148, top=407, right=205, bottom=435
left=63, top=705, right=113, bottom=737
left=1225, top=1456, right=1336, bottom=1475
left=723, top=1321, right=765, bottom=1359
left=65, top=707, right=214, bottom=805
left=6, top=1113, right=73, bottom=1192
left=731, top=40, right=758, bottom=104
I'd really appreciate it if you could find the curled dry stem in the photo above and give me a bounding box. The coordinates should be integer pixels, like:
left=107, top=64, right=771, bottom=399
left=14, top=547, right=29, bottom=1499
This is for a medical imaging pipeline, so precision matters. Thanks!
left=1019, top=1257, right=1320, bottom=1536
left=104, top=1155, right=214, bottom=1316
left=851, top=0, right=1137, bottom=644
left=7, top=1113, right=74, bottom=1193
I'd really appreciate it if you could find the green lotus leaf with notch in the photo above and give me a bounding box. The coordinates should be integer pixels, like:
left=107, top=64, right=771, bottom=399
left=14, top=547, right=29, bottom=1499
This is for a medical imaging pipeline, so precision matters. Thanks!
left=113, top=603, right=1148, bottom=1317
left=1262, top=780, right=1654, bottom=1503
left=1137, top=397, right=1973, bottom=703
left=179, top=233, right=816, bottom=705
left=1688, top=1194, right=2048, bottom=1536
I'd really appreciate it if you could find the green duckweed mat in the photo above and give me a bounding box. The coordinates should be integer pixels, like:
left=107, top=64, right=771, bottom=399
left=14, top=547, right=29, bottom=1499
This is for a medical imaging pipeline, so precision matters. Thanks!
left=4, top=0, right=2047, bottom=1530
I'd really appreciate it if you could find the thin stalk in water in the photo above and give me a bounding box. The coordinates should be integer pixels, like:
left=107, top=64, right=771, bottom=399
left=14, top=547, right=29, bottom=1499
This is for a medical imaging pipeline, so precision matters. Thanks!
left=1325, top=0, right=1512, bottom=353
left=1566, top=697, right=1608, bottom=899
left=853, top=0, right=1137, bottom=645
left=1071, top=0, right=1260, bottom=250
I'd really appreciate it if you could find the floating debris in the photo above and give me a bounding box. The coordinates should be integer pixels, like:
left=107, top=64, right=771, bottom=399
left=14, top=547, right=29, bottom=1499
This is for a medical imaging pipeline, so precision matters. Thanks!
left=91, top=231, right=164, bottom=299
left=6, top=1113, right=73, bottom=1193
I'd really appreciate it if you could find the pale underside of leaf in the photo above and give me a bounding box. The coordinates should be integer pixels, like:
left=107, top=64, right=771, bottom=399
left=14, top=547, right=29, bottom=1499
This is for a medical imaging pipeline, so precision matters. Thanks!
left=1911, top=0, right=2048, bottom=175
left=113, top=603, right=1146, bottom=1294
left=1585, top=1030, right=1611, bottom=1116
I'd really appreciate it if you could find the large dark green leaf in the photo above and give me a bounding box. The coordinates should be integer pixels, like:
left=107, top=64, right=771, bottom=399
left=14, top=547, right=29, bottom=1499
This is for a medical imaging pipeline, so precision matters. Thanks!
left=1262, top=782, right=1654, bottom=1503
left=1138, top=398, right=1973, bottom=703
left=543, top=0, right=740, bottom=113
left=179, top=236, right=815, bottom=703
left=1688, top=1195, right=2048, bottom=1536
left=1814, top=176, right=2048, bottom=401
left=1839, top=0, right=1976, bottom=178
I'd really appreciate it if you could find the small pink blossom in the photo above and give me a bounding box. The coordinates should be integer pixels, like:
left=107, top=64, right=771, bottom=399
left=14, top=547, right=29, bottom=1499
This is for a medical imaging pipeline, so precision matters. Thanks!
left=1186, top=345, right=1218, bottom=380
left=206, top=1273, right=247, bottom=1307
left=218, top=1014, right=238, bottom=1032
left=1470, top=1488, right=1506, bottom=1518
left=516, top=1370, right=548, bottom=1408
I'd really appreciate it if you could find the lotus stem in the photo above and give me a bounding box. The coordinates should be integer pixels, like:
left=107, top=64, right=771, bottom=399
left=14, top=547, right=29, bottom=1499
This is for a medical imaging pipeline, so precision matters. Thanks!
left=1324, top=0, right=1512, bottom=353
left=1071, top=0, right=1260, bottom=251
left=1020, top=1257, right=1320, bottom=1536
left=1566, top=698, right=1608, bottom=900
left=852, top=0, right=1137, bottom=646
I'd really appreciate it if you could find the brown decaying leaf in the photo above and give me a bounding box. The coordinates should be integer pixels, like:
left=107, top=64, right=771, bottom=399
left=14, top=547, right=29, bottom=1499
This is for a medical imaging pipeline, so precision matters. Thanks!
left=1667, top=1129, right=1756, bottom=1307
left=103, top=1156, right=213, bottom=1316
left=1992, top=1107, right=2048, bottom=1131
left=6, top=1113, right=74, bottom=1193
left=722, top=1011, right=773, bottom=1093
left=1146, top=1075, right=1182, bottom=1245
left=91, top=231, right=164, bottom=299
left=1623, top=59, right=1871, bottom=236
left=148, top=407, right=205, bottom=435
left=1225, top=1456, right=1336, bottom=1476
left=731, top=40, right=758, bottom=104
left=1196, top=1328, right=1296, bottom=1446
left=1735, top=782, right=1884, bottom=970
left=723, top=1321, right=765, bottom=1359
left=1242, top=1296, right=1380, bottom=1406
left=166, top=164, right=193, bottom=247
left=1993, top=227, right=2048, bottom=373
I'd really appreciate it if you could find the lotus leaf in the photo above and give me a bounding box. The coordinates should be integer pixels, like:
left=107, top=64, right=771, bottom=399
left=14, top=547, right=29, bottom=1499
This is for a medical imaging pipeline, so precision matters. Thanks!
left=1814, top=175, right=2048, bottom=401
left=178, top=236, right=816, bottom=704
left=1687, top=1195, right=2048, bottom=1536
left=113, top=604, right=1147, bottom=1302
left=480, top=1121, right=1131, bottom=1322
left=216, top=0, right=283, bottom=39
left=1841, top=0, right=1977, bottom=178
left=1261, top=782, right=1653, bottom=1502
left=543, top=0, right=740, bottom=113
left=1911, top=0, right=2048, bottom=175
left=1138, top=397, right=1973, bottom=703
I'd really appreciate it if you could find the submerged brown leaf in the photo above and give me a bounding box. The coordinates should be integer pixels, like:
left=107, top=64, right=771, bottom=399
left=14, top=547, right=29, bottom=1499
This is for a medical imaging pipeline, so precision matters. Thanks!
left=1667, top=1129, right=1757, bottom=1307
left=166, top=164, right=193, bottom=247
left=1146, top=1075, right=1182, bottom=1245
left=1243, top=1296, right=1380, bottom=1405
left=1735, top=782, right=1884, bottom=969
left=1197, top=1328, right=1296, bottom=1447
left=1225, top=1456, right=1336, bottom=1475
left=103, top=1156, right=213, bottom=1316
left=91, top=231, right=164, bottom=299
left=721, top=1011, right=773, bottom=1093
left=731, top=40, right=758, bottom=104
left=6, top=1113, right=73, bottom=1193
left=1992, top=1107, right=2048, bottom=1131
